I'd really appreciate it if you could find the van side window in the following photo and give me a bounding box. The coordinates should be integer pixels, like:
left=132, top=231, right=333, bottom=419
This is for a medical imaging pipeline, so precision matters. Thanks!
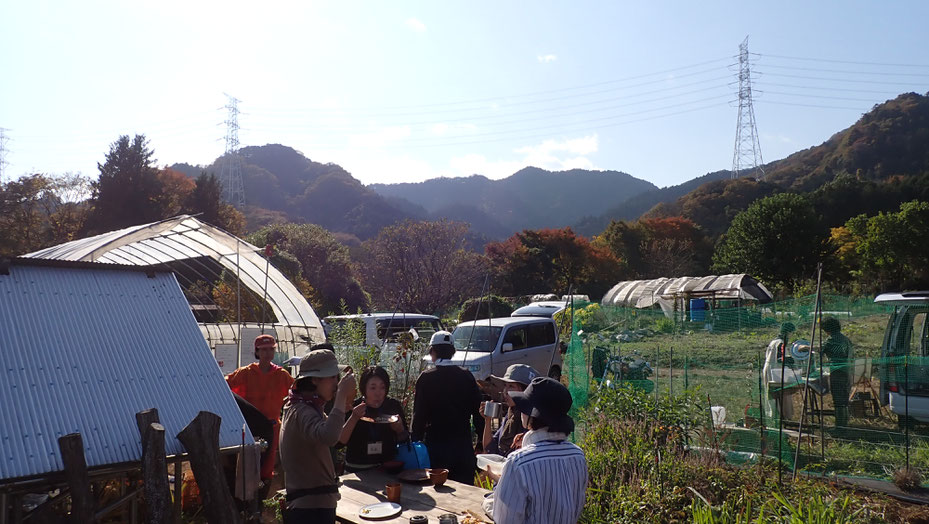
left=503, top=326, right=528, bottom=351
left=528, top=322, right=556, bottom=347
left=911, top=312, right=928, bottom=356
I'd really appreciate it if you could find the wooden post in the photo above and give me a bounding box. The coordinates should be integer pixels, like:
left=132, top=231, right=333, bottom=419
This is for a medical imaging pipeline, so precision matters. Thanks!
left=58, top=433, right=95, bottom=524
left=176, top=412, right=240, bottom=524
left=135, top=409, right=172, bottom=524
left=173, top=458, right=182, bottom=524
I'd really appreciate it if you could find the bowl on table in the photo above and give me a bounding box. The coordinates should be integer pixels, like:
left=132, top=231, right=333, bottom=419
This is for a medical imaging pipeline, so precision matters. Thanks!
left=427, top=468, right=449, bottom=487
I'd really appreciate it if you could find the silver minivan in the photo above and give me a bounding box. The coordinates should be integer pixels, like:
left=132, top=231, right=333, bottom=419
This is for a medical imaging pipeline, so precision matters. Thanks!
left=439, top=316, right=564, bottom=381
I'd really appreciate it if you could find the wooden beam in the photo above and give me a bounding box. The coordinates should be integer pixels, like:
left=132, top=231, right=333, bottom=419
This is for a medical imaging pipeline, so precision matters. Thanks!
left=58, top=433, right=95, bottom=524
left=135, top=409, right=172, bottom=524
left=176, top=412, right=240, bottom=524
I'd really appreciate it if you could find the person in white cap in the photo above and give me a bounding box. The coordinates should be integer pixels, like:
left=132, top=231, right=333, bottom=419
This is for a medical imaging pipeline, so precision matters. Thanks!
left=411, top=330, right=482, bottom=485
left=278, top=349, right=364, bottom=524
left=481, top=364, right=540, bottom=457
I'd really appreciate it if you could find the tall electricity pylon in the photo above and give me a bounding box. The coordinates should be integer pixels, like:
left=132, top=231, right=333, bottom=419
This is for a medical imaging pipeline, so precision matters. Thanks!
left=731, top=36, right=764, bottom=179
left=220, top=94, right=246, bottom=207
left=0, top=128, right=9, bottom=183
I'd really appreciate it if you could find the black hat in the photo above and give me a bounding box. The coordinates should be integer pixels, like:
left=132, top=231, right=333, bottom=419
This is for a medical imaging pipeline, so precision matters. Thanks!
left=508, top=377, right=574, bottom=433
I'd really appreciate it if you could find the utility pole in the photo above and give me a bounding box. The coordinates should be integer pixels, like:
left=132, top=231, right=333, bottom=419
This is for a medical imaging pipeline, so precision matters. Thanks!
left=220, top=95, right=246, bottom=207
left=0, top=128, right=9, bottom=183
left=731, top=36, right=764, bottom=180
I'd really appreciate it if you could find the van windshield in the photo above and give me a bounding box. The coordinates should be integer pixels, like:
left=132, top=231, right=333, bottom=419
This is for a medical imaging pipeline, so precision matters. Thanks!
left=452, top=325, right=503, bottom=352
left=376, top=318, right=442, bottom=343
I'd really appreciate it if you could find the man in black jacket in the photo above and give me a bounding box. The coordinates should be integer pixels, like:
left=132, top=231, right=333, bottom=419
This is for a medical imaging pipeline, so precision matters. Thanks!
left=411, top=330, right=482, bottom=484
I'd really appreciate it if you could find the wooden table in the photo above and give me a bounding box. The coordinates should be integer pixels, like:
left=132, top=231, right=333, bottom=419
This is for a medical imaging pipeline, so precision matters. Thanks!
left=336, top=469, right=492, bottom=523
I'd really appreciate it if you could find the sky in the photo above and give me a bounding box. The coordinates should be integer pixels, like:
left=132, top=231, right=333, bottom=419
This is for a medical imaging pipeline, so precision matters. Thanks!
left=2, top=1, right=929, bottom=189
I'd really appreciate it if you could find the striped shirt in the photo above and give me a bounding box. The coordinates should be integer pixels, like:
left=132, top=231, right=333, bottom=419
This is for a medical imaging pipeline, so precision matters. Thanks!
left=492, top=430, right=587, bottom=524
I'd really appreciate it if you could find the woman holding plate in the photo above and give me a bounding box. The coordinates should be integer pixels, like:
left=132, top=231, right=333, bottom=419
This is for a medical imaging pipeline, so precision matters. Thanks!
left=339, top=366, right=409, bottom=471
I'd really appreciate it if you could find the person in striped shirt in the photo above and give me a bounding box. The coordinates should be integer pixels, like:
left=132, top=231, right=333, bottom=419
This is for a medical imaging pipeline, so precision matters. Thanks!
left=492, top=376, right=588, bottom=524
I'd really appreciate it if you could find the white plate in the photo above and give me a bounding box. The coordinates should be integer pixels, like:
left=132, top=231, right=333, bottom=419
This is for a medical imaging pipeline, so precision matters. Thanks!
left=359, top=501, right=402, bottom=520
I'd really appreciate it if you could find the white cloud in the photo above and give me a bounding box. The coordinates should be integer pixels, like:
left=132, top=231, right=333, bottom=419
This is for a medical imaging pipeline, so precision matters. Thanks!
left=537, top=54, right=557, bottom=63
left=447, top=134, right=600, bottom=180
left=405, top=18, right=426, bottom=32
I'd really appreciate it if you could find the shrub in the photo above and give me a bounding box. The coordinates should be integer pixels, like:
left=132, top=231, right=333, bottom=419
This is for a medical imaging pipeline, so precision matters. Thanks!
left=458, top=294, right=513, bottom=323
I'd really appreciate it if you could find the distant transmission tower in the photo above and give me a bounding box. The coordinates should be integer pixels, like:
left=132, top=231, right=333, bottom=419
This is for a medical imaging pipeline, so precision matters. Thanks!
left=220, top=94, right=246, bottom=207
left=0, top=128, right=9, bottom=183
left=731, top=36, right=764, bottom=180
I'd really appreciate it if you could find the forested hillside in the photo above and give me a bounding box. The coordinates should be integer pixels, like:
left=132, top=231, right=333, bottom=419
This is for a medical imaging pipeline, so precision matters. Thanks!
left=370, top=167, right=657, bottom=237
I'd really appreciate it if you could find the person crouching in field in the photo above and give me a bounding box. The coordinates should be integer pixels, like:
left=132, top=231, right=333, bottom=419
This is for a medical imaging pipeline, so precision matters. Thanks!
left=492, top=376, right=587, bottom=524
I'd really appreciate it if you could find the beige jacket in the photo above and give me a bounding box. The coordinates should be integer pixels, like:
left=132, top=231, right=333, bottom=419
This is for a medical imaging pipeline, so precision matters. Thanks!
left=279, top=398, right=345, bottom=509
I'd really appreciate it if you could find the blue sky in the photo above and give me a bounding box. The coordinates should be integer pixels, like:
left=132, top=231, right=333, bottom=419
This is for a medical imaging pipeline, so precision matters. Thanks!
left=2, top=1, right=928, bottom=188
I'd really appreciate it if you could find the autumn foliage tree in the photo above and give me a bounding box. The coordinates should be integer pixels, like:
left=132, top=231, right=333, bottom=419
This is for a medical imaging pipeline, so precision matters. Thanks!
left=595, top=216, right=711, bottom=279
left=486, top=227, right=622, bottom=299
left=0, top=173, right=91, bottom=257
left=358, top=220, right=487, bottom=314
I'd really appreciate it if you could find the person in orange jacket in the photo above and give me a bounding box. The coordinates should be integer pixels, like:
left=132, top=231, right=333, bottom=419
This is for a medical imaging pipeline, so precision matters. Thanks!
left=226, top=334, right=294, bottom=494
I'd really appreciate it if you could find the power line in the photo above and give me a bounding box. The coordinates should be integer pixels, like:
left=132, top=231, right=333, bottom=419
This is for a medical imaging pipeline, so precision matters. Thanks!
left=249, top=56, right=734, bottom=114
left=759, top=63, right=929, bottom=78
left=752, top=52, right=929, bottom=68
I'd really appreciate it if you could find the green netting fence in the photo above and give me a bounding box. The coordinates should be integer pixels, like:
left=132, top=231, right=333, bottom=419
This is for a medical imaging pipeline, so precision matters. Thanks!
left=563, top=294, right=929, bottom=484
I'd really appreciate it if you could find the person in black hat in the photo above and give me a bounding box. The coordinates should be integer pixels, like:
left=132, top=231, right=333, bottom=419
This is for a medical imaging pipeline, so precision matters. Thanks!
left=491, top=376, right=587, bottom=524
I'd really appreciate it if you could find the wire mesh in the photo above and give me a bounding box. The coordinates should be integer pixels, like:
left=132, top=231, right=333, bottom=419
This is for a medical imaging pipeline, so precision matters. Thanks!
left=564, top=295, right=929, bottom=484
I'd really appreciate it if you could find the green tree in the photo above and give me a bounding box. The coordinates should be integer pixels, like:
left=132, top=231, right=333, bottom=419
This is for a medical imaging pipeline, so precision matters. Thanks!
left=248, top=223, right=367, bottom=315
left=712, top=193, right=829, bottom=291
left=86, top=134, right=163, bottom=232
left=358, top=220, right=487, bottom=314
left=844, top=200, right=929, bottom=291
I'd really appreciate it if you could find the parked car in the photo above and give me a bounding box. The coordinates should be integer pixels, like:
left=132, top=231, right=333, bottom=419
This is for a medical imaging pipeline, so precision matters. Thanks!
left=876, top=291, right=929, bottom=424
left=433, top=316, right=563, bottom=381
left=511, top=301, right=566, bottom=318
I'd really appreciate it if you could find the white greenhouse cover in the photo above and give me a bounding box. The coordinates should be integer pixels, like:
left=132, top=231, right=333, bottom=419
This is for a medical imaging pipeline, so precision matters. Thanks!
left=26, top=216, right=324, bottom=345
left=601, top=274, right=773, bottom=308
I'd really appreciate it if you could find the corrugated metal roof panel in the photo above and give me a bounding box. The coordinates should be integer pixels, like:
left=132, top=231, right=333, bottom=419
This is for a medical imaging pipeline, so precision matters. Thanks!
left=0, top=262, right=251, bottom=483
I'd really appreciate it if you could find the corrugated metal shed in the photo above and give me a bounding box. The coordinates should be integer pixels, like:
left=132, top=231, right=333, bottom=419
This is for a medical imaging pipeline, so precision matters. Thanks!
left=0, top=259, right=251, bottom=484
left=601, top=274, right=773, bottom=308
left=25, top=215, right=325, bottom=351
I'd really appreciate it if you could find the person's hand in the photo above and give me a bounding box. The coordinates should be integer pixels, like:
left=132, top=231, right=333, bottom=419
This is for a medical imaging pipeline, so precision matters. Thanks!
left=350, top=402, right=367, bottom=420
left=389, top=419, right=404, bottom=434
left=336, top=372, right=357, bottom=406
left=484, top=464, right=501, bottom=482
left=480, top=401, right=491, bottom=420
left=511, top=433, right=525, bottom=450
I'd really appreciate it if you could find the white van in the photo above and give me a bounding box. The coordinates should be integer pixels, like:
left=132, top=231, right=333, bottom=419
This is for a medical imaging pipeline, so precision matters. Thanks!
left=876, top=292, right=929, bottom=425
left=323, top=313, right=443, bottom=350
left=438, top=316, right=564, bottom=381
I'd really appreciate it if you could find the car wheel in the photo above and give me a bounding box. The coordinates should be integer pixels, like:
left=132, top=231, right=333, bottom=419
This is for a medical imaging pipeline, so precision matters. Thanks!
left=548, top=365, right=562, bottom=382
